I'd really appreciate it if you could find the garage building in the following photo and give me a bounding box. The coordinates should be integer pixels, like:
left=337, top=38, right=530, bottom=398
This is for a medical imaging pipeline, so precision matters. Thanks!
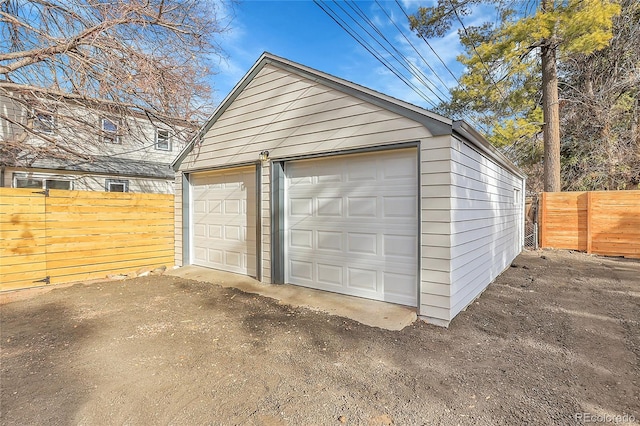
left=172, top=53, right=525, bottom=326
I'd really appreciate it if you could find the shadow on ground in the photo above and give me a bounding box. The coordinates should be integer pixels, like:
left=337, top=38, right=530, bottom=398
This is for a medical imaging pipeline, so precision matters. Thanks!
left=1, top=250, right=638, bottom=425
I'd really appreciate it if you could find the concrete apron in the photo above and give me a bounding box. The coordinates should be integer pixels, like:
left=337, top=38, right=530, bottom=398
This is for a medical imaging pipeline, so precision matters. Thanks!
left=166, top=265, right=417, bottom=331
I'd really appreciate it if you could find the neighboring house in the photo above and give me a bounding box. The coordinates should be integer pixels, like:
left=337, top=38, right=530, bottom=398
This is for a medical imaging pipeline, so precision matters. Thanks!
left=0, top=91, right=192, bottom=194
left=172, top=53, right=526, bottom=327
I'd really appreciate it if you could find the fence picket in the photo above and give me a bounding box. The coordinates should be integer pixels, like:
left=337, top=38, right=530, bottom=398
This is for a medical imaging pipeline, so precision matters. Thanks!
left=539, top=190, right=640, bottom=259
left=0, top=188, right=175, bottom=291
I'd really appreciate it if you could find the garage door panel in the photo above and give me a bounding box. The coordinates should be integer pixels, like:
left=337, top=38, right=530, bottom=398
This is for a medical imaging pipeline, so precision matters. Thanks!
left=384, top=272, right=415, bottom=295
left=208, top=248, right=223, bottom=264
left=290, top=259, right=313, bottom=281
left=289, top=198, right=313, bottom=216
left=208, top=199, right=222, bottom=214
left=288, top=253, right=414, bottom=270
left=347, top=165, right=376, bottom=181
left=317, top=230, right=342, bottom=251
left=347, top=232, right=377, bottom=255
left=317, top=263, right=343, bottom=286
left=194, top=200, right=205, bottom=213
left=285, top=149, right=418, bottom=307
left=383, top=196, right=417, bottom=218
left=383, top=156, right=417, bottom=179
left=223, top=199, right=239, bottom=214
left=317, top=197, right=342, bottom=216
left=224, top=225, right=241, bottom=240
left=194, top=247, right=206, bottom=262
left=193, top=224, right=206, bottom=238
left=383, top=234, right=417, bottom=258
left=192, top=167, right=257, bottom=277
left=225, top=251, right=242, bottom=267
left=347, top=267, right=377, bottom=291
left=290, top=229, right=313, bottom=248
left=347, top=197, right=377, bottom=217
left=208, top=225, right=222, bottom=238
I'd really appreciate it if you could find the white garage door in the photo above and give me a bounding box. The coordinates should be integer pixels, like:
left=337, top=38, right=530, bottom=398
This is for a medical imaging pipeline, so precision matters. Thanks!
left=191, top=166, right=257, bottom=276
left=285, top=148, right=418, bottom=306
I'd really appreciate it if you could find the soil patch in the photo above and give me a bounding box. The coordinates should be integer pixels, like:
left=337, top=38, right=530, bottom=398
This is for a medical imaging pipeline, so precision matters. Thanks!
left=1, top=250, right=639, bottom=425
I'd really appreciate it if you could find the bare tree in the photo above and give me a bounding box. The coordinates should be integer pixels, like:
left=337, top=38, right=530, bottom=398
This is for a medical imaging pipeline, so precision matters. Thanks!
left=0, top=0, right=232, bottom=166
left=559, top=0, right=640, bottom=190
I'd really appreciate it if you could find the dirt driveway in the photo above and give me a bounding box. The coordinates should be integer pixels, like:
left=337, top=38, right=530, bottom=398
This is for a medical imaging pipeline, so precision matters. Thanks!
left=1, top=250, right=639, bottom=425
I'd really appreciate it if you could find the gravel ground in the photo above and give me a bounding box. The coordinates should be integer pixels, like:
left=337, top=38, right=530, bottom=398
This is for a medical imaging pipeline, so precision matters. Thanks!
left=1, top=249, right=639, bottom=425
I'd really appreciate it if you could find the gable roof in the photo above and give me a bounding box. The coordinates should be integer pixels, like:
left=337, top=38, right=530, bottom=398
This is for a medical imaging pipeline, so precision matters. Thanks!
left=172, top=52, right=524, bottom=179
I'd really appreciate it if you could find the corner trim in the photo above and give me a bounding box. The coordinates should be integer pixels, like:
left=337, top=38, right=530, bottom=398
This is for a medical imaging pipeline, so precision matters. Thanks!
left=181, top=172, right=190, bottom=266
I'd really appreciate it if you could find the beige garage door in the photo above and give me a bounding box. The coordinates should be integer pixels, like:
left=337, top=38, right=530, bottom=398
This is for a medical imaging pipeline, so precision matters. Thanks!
left=191, top=166, right=257, bottom=276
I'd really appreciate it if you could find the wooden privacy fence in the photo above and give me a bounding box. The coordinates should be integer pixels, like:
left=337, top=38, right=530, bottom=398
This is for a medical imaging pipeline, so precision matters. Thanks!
left=1, top=188, right=174, bottom=291
left=540, top=190, right=640, bottom=258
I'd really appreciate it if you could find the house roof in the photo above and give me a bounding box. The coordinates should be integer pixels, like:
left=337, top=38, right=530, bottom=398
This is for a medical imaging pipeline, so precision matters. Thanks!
left=11, top=156, right=174, bottom=179
left=172, top=52, right=524, bottom=179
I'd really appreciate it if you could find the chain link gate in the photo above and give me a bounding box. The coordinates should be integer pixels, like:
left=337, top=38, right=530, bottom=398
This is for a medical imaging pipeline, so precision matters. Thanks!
left=524, top=194, right=539, bottom=250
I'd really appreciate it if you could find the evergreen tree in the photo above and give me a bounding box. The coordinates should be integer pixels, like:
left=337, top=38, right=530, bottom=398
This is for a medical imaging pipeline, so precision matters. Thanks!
left=409, top=0, right=621, bottom=191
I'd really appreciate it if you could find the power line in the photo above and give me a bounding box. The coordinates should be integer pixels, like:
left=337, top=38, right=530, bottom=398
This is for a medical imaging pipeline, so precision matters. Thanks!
left=351, top=0, right=453, bottom=104
left=394, top=0, right=461, bottom=85
left=335, top=0, right=446, bottom=105
left=375, top=0, right=453, bottom=101
left=314, top=0, right=440, bottom=109
left=315, top=0, right=515, bottom=138
left=444, top=0, right=528, bottom=142
left=376, top=0, right=496, bottom=134
left=344, top=0, right=449, bottom=102
left=447, top=0, right=501, bottom=93
left=394, top=0, right=516, bottom=138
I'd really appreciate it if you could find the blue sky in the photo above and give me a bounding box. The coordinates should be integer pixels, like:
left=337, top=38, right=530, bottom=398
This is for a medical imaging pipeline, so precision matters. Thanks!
left=210, top=0, right=485, bottom=111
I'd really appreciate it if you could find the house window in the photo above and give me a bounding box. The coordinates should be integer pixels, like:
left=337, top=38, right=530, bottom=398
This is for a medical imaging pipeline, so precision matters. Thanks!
left=13, top=174, right=72, bottom=190
left=155, top=129, right=171, bottom=151
left=101, top=118, right=121, bottom=144
left=105, top=179, right=129, bottom=192
left=15, top=178, right=43, bottom=189
left=46, top=179, right=72, bottom=190
left=514, top=188, right=521, bottom=206
left=34, top=112, right=55, bottom=134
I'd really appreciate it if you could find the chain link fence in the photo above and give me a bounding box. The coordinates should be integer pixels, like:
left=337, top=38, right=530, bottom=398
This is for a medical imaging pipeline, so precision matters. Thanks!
left=524, top=194, right=539, bottom=250
left=524, top=221, right=538, bottom=249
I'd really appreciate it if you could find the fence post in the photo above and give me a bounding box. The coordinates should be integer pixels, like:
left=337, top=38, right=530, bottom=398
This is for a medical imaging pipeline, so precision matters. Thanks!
left=586, top=191, right=593, bottom=254
left=539, top=192, right=546, bottom=248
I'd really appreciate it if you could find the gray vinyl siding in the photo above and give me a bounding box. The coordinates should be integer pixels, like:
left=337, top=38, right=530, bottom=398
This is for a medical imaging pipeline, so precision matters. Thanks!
left=260, top=163, right=271, bottom=283
left=419, top=135, right=524, bottom=324
left=448, top=137, right=524, bottom=318
left=419, top=135, right=456, bottom=324
left=179, top=65, right=431, bottom=171
left=179, top=64, right=433, bottom=286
